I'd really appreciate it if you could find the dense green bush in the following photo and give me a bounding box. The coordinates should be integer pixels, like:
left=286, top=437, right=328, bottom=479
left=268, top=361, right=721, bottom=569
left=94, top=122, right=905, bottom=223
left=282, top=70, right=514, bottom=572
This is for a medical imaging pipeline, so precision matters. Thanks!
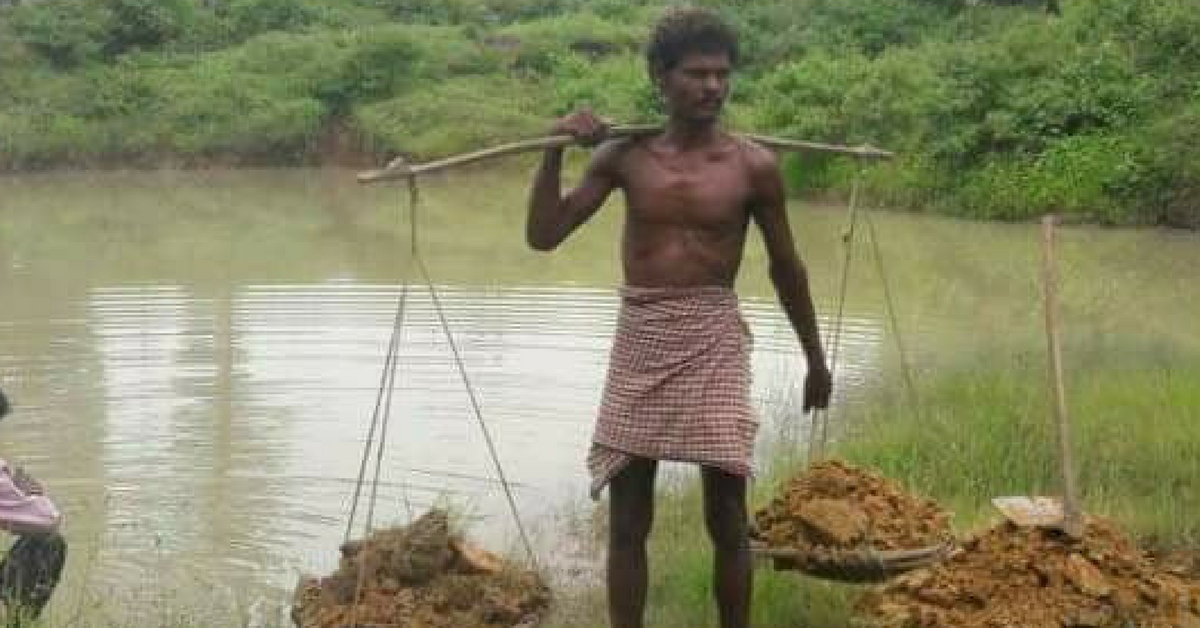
left=550, top=53, right=660, bottom=121
left=307, top=28, right=423, bottom=112
left=743, top=0, right=1198, bottom=224
left=7, top=0, right=113, bottom=67
left=7, top=0, right=202, bottom=65
left=218, top=0, right=324, bottom=40
left=2, top=0, right=1199, bottom=227
left=359, top=0, right=587, bottom=26
left=103, top=0, right=197, bottom=54
left=1139, top=106, right=1200, bottom=228
left=353, top=75, right=548, bottom=156
left=1072, top=0, right=1200, bottom=83
left=496, top=12, right=645, bottom=74
left=952, top=134, right=1151, bottom=223
left=787, top=0, right=952, bottom=56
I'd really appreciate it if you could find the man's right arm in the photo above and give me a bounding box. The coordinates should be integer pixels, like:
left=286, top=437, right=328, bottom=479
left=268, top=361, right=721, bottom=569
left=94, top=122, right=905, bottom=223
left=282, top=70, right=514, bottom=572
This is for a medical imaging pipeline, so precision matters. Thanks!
left=526, top=111, right=620, bottom=251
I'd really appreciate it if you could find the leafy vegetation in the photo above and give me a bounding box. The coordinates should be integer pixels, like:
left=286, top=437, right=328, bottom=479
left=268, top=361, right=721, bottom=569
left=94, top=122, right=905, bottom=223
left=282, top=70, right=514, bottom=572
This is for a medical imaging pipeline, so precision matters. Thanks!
left=1, top=0, right=1198, bottom=226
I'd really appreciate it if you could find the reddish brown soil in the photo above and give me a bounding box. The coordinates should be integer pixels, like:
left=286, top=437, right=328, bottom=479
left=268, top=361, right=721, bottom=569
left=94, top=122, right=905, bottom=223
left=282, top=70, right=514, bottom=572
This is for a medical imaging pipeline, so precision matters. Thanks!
left=1154, top=548, right=1200, bottom=580
left=860, top=519, right=1200, bottom=628
left=752, top=459, right=953, bottom=552
left=292, top=510, right=550, bottom=628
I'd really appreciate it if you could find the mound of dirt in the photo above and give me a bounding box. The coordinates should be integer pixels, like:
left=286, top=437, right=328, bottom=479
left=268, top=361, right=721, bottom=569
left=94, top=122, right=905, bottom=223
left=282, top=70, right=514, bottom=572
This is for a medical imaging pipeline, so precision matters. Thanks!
left=292, top=510, right=550, bottom=628
left=860, top=519, right=1200, bottom=628
left=752, top=459, right=953, bottom=552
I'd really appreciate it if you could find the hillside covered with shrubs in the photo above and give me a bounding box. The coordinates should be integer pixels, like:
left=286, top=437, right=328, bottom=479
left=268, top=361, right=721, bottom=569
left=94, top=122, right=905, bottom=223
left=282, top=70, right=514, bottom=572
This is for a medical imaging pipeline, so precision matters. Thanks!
left=1, top=0, right=1198, bottom=226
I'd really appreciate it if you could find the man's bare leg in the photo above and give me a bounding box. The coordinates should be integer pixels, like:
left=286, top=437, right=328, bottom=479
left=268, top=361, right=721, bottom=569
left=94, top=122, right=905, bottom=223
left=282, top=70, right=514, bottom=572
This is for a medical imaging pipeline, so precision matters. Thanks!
left=607, top=457, right=658, bottom=628
left=702, top=466, right=751, bottom=628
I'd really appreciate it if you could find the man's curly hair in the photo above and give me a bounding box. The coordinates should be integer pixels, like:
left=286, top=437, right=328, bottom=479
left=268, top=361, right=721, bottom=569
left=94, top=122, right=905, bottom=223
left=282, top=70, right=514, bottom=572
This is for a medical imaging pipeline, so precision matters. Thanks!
left=646, top=6, right=739, bottom=77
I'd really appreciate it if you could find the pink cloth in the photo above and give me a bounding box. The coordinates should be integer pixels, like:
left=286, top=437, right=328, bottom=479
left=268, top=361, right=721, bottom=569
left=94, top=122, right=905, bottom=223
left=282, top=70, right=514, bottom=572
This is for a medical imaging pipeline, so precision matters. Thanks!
left=588, top=285, right=756, bottom=499
left=0, top=459, right=60, bottom=535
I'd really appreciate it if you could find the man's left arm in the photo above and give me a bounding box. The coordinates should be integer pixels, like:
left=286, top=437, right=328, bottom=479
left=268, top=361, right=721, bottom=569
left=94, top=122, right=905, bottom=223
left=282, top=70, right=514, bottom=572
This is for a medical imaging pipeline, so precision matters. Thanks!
left=746, top=144, right=832, bottom=411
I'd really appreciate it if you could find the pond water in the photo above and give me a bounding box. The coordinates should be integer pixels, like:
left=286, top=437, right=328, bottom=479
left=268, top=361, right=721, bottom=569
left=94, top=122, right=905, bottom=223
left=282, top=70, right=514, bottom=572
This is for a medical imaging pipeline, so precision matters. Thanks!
left=0, top=166, right=1196, bottom=622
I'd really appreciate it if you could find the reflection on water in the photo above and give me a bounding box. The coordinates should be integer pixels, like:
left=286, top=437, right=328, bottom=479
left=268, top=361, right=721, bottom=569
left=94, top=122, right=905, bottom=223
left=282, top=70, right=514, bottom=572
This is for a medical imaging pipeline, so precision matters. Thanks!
left=0, top=168, right=1197, bottom=618
left=84, top=282, right=867, bottom=588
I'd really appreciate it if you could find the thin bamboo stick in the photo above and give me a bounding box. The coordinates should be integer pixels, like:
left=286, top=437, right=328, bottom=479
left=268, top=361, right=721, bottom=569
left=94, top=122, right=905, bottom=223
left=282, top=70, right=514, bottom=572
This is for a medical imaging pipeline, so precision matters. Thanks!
left=742, top=134, right=894, bottom=161
left=1041, top=214, right=1084, bottom=540
left=356, top=125, right=894, bottom=183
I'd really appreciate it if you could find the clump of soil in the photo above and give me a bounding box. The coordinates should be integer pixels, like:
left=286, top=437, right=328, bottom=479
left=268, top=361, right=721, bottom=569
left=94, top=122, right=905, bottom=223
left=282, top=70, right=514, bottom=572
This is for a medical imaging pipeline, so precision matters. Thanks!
left=860, top=519, right=1200, bottom=628
left=292, top=509, right=550, bottom=628
left=752, top=459, right=953, bottom=551
left=1154, top=547, right=1200, bottom=580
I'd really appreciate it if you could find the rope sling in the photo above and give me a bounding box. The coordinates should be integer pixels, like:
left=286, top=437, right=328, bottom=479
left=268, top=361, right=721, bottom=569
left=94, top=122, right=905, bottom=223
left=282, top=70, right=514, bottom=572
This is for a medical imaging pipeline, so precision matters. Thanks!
left=342, top=174, right=538, bottom=553
left=341, top=177, right=539, bottom=625
left=809, top=169, right=921, bottom=460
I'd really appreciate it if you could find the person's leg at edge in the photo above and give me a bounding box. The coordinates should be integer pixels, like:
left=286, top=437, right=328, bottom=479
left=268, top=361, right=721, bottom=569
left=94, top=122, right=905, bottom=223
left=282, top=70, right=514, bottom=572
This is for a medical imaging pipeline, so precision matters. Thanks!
left=702, top=466, right=751, bottom=628
left=608, top=457, right=658, bottom=628
left=0, top=532, right=68, bottom=625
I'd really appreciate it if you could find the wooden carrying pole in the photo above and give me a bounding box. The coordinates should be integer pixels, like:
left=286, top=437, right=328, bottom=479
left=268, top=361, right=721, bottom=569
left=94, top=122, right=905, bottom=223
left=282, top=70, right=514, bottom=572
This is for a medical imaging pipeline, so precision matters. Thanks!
left=1040, top=215, right=1084, bottom=539
left=357, top=126, right=894, bottom=183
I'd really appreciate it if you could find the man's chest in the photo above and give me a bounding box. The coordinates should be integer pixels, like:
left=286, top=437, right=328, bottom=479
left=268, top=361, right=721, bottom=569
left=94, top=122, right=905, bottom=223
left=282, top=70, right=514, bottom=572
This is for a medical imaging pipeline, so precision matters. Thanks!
left=618, top=152, right=754, bottom=228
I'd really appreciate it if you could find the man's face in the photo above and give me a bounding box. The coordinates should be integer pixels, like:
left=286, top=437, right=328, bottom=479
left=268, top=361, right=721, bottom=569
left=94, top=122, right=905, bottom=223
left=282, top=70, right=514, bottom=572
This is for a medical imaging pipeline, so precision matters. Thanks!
left=656, top=51, right=732, bottom=125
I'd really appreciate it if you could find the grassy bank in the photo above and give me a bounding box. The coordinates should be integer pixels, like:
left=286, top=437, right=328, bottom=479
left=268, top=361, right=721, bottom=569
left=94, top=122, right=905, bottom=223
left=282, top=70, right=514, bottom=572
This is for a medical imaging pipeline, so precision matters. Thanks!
left=2, top=0, right=1200, bottom=226
left=841, top=362, right=1200, bottom=544
left=544, top=359, right=1199, bottom=627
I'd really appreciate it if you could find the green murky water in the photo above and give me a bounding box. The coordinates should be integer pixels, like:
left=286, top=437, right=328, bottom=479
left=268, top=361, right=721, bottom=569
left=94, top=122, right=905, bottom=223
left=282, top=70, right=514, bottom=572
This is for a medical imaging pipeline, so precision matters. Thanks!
left=1, top=166, right=1196, bottom=621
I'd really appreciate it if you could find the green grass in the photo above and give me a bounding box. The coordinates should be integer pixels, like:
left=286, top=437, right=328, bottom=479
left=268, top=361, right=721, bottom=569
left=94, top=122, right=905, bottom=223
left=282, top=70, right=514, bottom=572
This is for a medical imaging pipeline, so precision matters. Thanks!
left=841, top=360, right=1200, bottom=545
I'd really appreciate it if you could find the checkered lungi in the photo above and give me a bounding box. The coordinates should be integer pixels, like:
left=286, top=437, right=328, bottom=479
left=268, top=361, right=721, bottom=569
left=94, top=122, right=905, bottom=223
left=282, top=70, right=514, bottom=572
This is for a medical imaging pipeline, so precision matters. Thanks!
left=587, top=284, right=756, bottom=498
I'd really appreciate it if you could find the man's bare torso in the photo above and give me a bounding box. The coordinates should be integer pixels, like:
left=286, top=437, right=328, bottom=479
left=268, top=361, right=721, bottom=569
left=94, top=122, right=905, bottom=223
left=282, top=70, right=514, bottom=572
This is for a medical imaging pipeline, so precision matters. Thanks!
left=606, top=131, right=760, bottom=289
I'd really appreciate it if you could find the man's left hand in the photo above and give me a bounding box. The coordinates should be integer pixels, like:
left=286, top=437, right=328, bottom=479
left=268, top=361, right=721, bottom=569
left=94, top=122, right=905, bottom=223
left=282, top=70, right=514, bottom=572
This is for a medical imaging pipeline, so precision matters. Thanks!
left=803, top=364, right=832, bottom=412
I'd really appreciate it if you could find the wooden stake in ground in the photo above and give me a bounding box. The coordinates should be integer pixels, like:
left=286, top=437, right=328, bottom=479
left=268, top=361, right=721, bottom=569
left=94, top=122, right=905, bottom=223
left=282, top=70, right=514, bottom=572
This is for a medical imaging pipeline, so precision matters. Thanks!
left=991, top=215, right=1085, bottom=537
left=1041, top=214, right=1084, bottom=539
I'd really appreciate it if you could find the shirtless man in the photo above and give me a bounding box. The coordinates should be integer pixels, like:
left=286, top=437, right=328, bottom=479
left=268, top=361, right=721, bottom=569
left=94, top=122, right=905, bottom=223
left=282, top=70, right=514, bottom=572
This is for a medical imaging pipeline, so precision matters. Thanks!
left=526, top=8, right=831, bottom=628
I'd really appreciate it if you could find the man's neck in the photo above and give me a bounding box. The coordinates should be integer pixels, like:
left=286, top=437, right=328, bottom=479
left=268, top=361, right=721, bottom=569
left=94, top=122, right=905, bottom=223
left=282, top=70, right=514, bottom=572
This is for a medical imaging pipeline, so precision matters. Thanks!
left=662, top=118, right=722, bottom=150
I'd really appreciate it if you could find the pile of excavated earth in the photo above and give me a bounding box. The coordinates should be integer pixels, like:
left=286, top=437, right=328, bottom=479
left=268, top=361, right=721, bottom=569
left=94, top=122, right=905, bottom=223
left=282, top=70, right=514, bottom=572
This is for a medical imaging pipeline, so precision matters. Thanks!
left=752, top=459, right=1200, bottom=627
left=290, top=462, right=1199, bottom=628
left=860, top=519, right=1200, bottom=628
left=752, top=459, right=953, bottom=552
left=292, top=509, right=550, bottom=628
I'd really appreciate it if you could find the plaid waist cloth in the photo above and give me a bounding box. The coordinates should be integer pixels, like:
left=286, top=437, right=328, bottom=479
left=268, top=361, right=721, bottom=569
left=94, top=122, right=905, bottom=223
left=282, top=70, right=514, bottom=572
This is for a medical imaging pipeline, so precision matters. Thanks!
left=587, top=284, right=756, bottom=499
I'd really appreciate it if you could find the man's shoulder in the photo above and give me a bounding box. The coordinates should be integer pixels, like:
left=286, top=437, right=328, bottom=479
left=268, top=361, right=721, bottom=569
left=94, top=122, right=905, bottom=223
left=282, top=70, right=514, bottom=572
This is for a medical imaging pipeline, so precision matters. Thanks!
left=596, top=135, right=644, bottom=160
left=732, top=134, right=778, bottom=173
left=588, top=136, right=638, bottom=171
left=588, top=135, right=648, bottom=179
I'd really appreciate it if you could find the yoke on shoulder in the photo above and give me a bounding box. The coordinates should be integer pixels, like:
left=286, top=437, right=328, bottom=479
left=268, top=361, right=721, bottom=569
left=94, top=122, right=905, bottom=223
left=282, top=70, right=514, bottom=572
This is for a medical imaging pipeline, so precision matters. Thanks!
left=587, top=135, right=645, bottom=179
left=732, top=134, right=778, bottom=171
